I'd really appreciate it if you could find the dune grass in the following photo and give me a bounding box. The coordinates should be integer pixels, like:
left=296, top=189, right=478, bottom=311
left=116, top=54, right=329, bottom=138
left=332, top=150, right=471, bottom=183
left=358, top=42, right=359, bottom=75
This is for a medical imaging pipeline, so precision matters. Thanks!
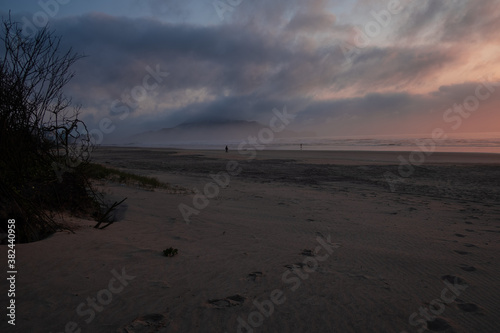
left=81, top=162, right=176, bottom=190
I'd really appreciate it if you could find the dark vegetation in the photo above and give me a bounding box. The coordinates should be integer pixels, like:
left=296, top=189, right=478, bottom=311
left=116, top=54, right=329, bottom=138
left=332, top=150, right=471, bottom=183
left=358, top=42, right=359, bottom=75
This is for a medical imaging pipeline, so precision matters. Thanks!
left=0, top=17, right=167, bottom=242
left=0, top=17, right=88, bottom=242
left=82, top=162, right=169, bottom=190
left=162, top=247, right=178, bottom=257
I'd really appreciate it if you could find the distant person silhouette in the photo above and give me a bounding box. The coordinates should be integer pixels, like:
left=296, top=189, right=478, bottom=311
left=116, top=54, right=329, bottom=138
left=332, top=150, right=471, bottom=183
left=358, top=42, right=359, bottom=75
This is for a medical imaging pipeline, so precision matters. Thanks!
left=225, top=145, right=228, bottom=153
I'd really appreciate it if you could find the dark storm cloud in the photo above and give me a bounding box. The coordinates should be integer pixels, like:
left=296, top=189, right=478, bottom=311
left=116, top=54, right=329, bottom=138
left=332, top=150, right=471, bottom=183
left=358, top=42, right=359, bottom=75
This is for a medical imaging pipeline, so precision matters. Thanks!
left=3, top=0, right=498, bottom=140
left=52, top=13, right=291, bottom=88
left=141, top=0, right=201, bottom=22
left=34, top=12, right=300, bottom=124
left=41, top=6, right=494, bottom=137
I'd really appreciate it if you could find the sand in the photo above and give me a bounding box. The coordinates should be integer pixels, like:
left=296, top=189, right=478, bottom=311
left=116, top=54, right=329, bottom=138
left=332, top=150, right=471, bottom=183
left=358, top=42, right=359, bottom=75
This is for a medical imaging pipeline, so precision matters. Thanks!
left=1, top=147, right=499, bottom=333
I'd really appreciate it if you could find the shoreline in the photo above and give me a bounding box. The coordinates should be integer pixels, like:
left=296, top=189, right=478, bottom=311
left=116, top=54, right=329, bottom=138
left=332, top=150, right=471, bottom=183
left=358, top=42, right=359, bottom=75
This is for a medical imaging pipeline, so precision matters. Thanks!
left=95, top=146, right=500, bottom=165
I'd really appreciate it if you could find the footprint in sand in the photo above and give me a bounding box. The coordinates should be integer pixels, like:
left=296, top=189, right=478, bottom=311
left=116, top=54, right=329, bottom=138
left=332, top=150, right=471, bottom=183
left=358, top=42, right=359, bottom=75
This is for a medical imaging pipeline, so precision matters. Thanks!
left=458, top=264, right=476, bottom=272
left=457, top=302, right=480, bottom=313
left=247, top=271, right=263, bottom=281
left=441, top=275, right=468, bottom=286
left=208, top=294, right=246, bottom=309
left=316, top=231, right=325, bottom=238
left=426, top=317, right=451, bottom=331
left=483, top=229, right=500, bottom=233
left=301, top=249, right=315, bottom=257
left=284, top=263, right=306, bottom=270
left=117, top=313, right=169, bottom=332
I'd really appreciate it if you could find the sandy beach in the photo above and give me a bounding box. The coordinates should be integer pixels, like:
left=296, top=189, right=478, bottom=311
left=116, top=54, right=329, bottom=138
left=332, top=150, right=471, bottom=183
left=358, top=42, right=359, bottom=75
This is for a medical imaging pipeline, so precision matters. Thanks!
left=2, top=147, right=500, bottom=333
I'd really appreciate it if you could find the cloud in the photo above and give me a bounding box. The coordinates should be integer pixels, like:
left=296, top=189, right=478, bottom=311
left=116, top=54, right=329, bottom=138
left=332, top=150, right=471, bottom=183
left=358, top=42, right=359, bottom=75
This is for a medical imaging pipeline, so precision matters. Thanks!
left=3, top=0, right=499, bottom=141
left=296, top=79, right=500, bottom=136
left=392, top=0, right=500, bottom=44
left=286, top=12, right=336, bottom=33
left=335, top=44, right=464, bottom=94
left=285, top=0, right=336, bottom=33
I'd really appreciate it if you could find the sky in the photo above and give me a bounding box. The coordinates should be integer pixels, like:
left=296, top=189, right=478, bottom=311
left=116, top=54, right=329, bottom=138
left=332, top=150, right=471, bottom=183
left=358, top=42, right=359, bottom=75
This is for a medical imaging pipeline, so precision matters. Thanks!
left=2, top=0, right=500, bottom=142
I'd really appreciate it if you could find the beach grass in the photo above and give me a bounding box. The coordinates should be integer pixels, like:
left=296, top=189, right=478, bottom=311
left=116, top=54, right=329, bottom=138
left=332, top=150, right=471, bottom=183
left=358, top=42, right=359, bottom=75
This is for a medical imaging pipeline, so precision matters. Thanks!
left=81, top=162, right=174, bottom=190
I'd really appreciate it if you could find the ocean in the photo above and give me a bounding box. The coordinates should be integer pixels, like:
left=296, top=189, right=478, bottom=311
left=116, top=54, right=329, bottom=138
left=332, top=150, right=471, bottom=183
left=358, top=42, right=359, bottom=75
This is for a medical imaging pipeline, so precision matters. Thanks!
left=121, top=132, right=500, bottom=154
